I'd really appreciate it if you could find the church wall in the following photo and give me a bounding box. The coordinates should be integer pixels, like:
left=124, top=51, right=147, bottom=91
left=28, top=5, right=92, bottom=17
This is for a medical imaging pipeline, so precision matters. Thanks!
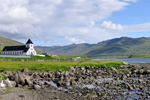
left=1, top=50, right=23, bottom=55
left=25, top=48, right=37, bottom=55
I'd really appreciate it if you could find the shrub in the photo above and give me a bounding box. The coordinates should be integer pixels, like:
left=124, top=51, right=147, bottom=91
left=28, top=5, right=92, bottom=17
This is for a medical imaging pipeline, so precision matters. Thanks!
left=0, top=74, right=7, bottom=80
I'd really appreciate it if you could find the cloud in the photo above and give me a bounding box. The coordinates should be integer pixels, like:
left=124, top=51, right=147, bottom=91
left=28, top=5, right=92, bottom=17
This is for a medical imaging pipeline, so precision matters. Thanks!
left=0, top=0, right=149, bottom=46
left=101, top=21, right=123, bottom=31
left=124, top=0, right=137, bottom=3
left=123, top=23, right=150, bottom=33
left=65, top=37, right=85, bottom=43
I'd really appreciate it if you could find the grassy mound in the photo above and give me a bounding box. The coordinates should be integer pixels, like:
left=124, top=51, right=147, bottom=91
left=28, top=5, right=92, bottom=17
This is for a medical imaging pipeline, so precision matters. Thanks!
left=0, top=60, right=124, bottom=72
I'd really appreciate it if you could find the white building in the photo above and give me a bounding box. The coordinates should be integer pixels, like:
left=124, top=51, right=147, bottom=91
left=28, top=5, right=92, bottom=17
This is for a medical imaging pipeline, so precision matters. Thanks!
left=1, top=39, right=37, bottom=55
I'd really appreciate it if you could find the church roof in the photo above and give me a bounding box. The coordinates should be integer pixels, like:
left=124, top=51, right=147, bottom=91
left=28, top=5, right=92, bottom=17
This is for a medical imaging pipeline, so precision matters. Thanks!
left=26, top=39, right=33, bottom=44
left=2, top=45, right=29, bottom=52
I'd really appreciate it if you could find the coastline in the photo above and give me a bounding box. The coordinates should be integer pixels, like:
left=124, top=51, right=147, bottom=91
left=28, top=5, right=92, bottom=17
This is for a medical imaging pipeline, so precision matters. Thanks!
left=0, top=63, right=150, bottom=100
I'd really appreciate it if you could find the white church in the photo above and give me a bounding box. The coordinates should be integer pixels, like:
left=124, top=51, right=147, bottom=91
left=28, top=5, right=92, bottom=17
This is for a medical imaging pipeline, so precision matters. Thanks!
left=1, top=39, right=37, bottom=55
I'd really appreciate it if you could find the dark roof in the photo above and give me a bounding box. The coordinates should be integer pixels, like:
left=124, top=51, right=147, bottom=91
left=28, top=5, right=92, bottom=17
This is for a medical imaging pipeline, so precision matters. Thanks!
left=2, top=45, right=29, bottom=52
left=26, top=39, right=33, bottom=44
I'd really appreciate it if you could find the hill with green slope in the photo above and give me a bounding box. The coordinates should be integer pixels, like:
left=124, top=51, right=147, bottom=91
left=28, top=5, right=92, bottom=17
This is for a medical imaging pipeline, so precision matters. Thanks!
left=0, top=36, right=23, bottom=52
left=36, top=43, right=94, bottom=56
left=35, top=37, right=150, bottom=58
left=86, top=37, right=150, bottom=57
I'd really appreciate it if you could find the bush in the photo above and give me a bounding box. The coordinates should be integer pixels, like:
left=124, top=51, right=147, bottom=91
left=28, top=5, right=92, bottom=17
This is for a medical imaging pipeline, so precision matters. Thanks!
left=0, top=74, right=7, bottom=80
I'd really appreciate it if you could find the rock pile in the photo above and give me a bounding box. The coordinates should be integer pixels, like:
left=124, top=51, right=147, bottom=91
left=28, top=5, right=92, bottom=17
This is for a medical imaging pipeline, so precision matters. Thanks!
left=0, top=64, right=150, bottom=99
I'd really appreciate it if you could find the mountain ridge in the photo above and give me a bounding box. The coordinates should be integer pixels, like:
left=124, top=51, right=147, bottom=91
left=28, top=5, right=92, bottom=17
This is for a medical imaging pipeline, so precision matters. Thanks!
left=35, top=37, right=150, bottom=57
left=1, top=36, right=150, bottom=58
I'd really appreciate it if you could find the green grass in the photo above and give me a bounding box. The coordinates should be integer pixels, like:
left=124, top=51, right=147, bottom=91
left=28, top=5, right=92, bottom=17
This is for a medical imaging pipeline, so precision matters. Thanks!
left=0, top=60, right=124, bottom=72
left=0, top=73, right=7, bottom=80
left=0, top=55, right=89, bottom=61
left=0, top=55, right=55, bottom=61
left=129, top=55, right=150, bottom=58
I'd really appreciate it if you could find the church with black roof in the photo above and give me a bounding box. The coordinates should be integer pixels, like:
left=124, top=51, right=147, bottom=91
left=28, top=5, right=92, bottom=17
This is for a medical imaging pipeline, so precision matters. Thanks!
left=1, top=39, right=37, bottom=55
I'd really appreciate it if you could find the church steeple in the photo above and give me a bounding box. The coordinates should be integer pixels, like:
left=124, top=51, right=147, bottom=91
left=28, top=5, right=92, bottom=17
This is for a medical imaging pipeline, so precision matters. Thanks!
left=26, top=39, right=34, bottom=48
left=26, top=39, right=33, bottom=44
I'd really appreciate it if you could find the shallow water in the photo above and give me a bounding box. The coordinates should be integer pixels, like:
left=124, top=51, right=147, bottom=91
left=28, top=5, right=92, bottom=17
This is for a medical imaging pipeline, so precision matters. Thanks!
left=49, top=77, right=150, bottom=100
left=92, top=58, right=150, bottom=63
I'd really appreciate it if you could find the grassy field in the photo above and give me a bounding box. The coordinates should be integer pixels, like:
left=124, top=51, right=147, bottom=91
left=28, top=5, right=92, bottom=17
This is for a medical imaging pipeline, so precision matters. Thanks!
left=0, top=60, right=124, bottom=72
left=129, top=55, right=150, bottom=58
left=0, top=56, right=55, bottom=61
left=0, top=55, right=89, bottom=61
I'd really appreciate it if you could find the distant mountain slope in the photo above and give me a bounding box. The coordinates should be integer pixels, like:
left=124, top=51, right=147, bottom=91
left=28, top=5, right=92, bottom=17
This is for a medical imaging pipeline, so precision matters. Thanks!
left=86, top=37, right=150, bottom=57
left=36, top=43, right=94, bottom=56
left=35, top=37, right=150, bottom=58
left=0, top=36, right=23, bottom=50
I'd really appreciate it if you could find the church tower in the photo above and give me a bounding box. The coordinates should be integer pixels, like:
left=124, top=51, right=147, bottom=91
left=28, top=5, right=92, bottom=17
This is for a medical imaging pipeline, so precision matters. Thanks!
left=26, top=39, right=34, bottom=48
left=25, top=39, right=36, bottom=55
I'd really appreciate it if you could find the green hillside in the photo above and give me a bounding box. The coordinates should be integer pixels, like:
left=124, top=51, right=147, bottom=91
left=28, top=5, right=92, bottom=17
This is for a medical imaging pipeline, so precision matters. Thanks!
left=0, top=36, right=23, bottom=52
left=36, top=43, right=94, bottom=56
left=35, top=37, right=150, bottom=58
left=86, top=37, right=150, bottom=57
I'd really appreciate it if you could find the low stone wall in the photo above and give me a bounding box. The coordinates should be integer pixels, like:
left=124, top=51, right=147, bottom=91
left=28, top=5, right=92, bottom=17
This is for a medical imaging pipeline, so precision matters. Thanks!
left=0, top=55, right=30, bottom=58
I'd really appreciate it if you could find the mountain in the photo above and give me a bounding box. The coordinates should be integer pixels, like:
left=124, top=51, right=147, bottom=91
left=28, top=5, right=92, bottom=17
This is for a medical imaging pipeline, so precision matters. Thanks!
left=86, top=37, right=150, bottom=57
left=35, top=37, right=150, bottom=58
left=36, top=43, right=94, bottom=56
left=0, top=36, right=23, bottom=51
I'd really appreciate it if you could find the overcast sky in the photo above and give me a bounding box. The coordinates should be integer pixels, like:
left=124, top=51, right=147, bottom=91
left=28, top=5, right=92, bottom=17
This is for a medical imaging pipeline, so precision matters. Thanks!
left=0, top=0, right=150, bottom=46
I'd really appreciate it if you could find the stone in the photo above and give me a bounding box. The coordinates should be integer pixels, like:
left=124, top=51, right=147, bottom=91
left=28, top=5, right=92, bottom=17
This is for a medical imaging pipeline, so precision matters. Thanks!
left=48, top=73, right=53, bottom=78
left=15, top=72, right=26, bottom=86
left=111, top=68, right=117, bottom=71
left=4, top=79, right=12, bottom=87
left=5, top=71, right=13, bottom=76
left=44, top=81, right=50, bottom=85
left=70, top=80, right=76, bottom=86
left=33, top=85, right=41, bottom=90
left=25, top=76, right=33, bottom=86
left=10, top=81, right=16, bottom=87
left=8, top=75, right=15, bottom=81
left=21, top=68, right=29, bottom=73
left=127, top=84, right=134, bottom=90
left=0, top=79, right=6, bottom=88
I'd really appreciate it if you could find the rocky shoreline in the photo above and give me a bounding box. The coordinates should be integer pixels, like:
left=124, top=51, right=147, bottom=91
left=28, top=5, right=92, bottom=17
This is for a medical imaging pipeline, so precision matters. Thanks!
left=0, top=63, right=150, bottom=100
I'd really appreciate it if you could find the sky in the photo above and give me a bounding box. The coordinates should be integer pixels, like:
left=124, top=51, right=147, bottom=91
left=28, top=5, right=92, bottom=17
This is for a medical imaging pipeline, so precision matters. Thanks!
left=0, top=0, right=150, bottom=46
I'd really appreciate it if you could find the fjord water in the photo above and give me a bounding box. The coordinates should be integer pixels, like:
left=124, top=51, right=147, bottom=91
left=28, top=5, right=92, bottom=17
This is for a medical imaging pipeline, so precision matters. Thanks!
left=92, top=58, right=150, bottom=63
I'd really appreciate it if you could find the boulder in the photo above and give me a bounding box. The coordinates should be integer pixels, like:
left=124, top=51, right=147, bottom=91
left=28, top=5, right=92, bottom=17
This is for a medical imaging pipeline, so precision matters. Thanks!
left=21, top=68, right=29, bottom=73
left=4, top=71, right=13, bottom=76
left=25, top=76, right=33, bottom=86
left=33, top=85, right=41, bottom=90
left=138, top=69, right=144, bottom=74
left=10, top=81, right=16, bottom=87
left=15, top=72, right=26, bottom=86
left=4, top=79, right=12, bottom=87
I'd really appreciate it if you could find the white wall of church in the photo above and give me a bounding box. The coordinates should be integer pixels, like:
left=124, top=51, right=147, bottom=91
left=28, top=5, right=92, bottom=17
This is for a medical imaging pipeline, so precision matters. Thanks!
left=23, top=48, right=37, bottom=55
left=26, top=44, right=36, bottom=55
left=1, top=50, right=23, bottom=55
